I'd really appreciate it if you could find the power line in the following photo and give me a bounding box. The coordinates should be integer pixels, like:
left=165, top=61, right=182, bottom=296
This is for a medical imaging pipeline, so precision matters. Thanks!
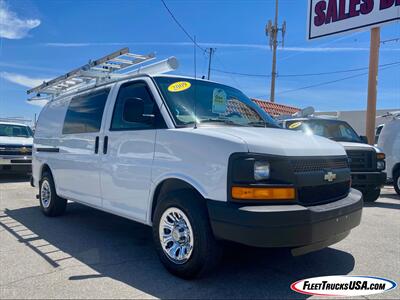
left=381, top=37, right=400, bottom=44
left=277, top=63, right=400, bottom=95
left=212, top=68, right=269, bottom=78
left=211, top=61, right=400, bottom=78
left=160, top=0, right=206, bottom=52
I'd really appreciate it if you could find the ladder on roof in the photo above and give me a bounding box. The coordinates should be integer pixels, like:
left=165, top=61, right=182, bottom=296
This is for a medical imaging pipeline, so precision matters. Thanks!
left=27, top=48, right=178, bottom=101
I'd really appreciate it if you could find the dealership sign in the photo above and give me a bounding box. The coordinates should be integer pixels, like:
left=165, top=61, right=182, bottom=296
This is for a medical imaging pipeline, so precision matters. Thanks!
left=307, top=0, right=400, bottom=39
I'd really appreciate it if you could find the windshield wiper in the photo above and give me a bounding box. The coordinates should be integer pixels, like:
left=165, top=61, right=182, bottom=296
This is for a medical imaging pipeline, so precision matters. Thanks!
left=248, top=121, right=280, bottom=128
left=248, top=121, right=267, bottom=127
left=200, top=118, right=244, bottom=126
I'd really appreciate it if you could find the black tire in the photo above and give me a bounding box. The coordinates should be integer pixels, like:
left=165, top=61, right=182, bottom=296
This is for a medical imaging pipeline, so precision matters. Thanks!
left=363, top=188, right=381, bottom=202
left=152, top=190, right=222, bottom=279
left=394, top=171, right=400, bottom=196
left=39, top=172, right=67, bottom=217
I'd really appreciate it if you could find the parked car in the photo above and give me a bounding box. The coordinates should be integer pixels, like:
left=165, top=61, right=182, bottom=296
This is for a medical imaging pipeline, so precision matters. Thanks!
left=279, top=117, right=386, bottom=202
left=0, top=121, right=33, bottom=174
left=30, top=50, right=363, bottom=278
left=377, top=115, right=400, bottom=195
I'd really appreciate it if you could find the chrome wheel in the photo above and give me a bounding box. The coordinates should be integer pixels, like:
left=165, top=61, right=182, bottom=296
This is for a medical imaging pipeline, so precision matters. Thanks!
left=40, top=180, right=51, bottom=208
left=159, top=207, right=194, bottom=264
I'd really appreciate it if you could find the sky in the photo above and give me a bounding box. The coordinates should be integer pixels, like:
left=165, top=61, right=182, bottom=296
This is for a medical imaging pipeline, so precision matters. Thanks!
left=0, top=0, right=399, bottom=121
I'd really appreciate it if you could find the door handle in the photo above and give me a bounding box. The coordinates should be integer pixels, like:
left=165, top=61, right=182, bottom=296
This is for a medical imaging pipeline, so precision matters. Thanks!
left=103, top=136, right=108, bottom=154
left=94, top=136, right=99, bottom=154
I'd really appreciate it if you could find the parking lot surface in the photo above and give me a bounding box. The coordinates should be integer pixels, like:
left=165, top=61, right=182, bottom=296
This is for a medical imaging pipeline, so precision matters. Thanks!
left=0, top=175, right=399, bottom=299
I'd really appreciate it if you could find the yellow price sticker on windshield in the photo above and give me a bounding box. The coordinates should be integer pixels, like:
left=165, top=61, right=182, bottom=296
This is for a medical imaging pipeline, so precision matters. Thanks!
left=288, top=121, right=302, bottom=129
left=168, top=81, right=191, bottom=92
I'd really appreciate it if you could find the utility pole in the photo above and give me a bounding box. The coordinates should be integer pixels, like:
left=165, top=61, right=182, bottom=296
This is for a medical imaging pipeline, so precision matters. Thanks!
left=365, top=27, right=380, bottom=145
left=207, top=48, right=216, bottom=80
left=266, top=0, right=286, bottom=102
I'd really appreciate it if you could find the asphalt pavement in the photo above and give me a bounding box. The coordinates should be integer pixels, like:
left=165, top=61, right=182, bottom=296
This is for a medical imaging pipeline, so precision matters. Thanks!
left=0, top=175, right=399, bottom=299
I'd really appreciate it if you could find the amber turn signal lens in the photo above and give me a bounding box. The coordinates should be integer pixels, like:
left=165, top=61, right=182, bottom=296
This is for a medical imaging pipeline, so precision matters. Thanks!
left=377, top=153, right=385, bottom=160
left=231, top=187, right=295, bottom=200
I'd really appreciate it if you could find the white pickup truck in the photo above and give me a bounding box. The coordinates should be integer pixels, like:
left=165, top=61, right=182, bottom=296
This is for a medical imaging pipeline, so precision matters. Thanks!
left=0, top=122, right=33, bottom=174
left=279, top=117, right=386, bottom=202
left=30, top=49, right=363, bottom=278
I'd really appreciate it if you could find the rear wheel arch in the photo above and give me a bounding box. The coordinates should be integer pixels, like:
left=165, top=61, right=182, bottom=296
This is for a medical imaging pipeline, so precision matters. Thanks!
left=150, top=178, right=206, bottom=223
left=40, top=164, right=59, bottom=195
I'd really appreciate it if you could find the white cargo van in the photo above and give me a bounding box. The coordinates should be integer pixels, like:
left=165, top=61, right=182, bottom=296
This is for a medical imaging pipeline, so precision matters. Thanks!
left=377, top=114, right=400, bottom=195
left=30, top=49, right=363, bottom=278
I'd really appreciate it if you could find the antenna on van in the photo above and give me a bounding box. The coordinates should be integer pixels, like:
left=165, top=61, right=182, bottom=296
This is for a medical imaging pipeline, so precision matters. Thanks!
left=27, top=48, right=179, bottom=103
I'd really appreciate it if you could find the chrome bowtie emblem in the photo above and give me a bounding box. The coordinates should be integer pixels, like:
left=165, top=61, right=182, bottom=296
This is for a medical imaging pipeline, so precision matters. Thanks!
left=20, top=147, right=29, bottom=154
left=324, top=171, right=337, bottom=182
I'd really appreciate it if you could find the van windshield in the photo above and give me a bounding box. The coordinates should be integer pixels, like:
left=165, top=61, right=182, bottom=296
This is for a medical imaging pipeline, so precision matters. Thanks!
left=154, top=77, right=278, bottom=128
left=0, top=124, right=33, bottom=138
left=286, top=119, right=362, bottom=143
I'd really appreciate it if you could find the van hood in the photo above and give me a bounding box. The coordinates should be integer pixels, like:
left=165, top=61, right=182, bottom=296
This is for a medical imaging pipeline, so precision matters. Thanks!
left=193, top=127, right=346, bottom=157
left=0, top=136, right=33, bottom=146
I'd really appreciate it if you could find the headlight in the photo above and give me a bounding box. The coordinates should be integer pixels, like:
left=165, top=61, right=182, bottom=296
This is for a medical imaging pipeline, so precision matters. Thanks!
left=377, top=160, right=385, bottom=170
left=254, top=161, right=270, bottom=180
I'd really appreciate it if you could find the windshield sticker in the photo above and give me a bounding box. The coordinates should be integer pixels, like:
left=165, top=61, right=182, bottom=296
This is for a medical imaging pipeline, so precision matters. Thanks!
left=289, top=121, right=302, bottom=129
left=168, top=81, right=191, bottom=92
left=212, top=88, right=227, bottom=114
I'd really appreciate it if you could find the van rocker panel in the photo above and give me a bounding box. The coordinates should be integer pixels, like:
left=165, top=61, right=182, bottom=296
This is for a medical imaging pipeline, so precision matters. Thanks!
left=207, top=188, right=363, bottom=248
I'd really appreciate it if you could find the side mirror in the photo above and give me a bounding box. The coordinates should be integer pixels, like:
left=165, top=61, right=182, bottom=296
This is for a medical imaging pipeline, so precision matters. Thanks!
left=359, top=135, right=368, bottom=144
left=123, top=97, right=154, bottom=124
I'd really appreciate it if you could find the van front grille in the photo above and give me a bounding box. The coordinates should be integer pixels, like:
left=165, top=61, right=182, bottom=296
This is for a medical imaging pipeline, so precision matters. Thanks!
left=291, top=157, right=348, bottom=173
left=346, top=150, right=375, bottom=171
left=0, top=145, right=32, bottom=156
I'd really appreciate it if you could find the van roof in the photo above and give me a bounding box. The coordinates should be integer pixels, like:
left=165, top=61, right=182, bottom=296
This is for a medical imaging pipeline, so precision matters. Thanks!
left=0, top=121, right=29, bottom=127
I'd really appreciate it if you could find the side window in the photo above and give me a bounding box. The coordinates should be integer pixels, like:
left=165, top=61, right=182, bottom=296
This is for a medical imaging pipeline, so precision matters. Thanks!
left=111, top=81, right=165, bottom=131
left=62, top=89, right=109, bottom=134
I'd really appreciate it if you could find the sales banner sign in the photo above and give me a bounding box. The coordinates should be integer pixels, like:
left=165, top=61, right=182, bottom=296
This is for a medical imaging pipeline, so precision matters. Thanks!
left=307, top=0, right=400, bottom=39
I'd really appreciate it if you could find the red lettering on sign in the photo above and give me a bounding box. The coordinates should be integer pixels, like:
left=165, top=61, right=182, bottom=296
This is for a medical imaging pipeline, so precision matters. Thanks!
left=325, top=0, right=338, bottom=24
left=338, top=0, right=348, bottom=20
left=349, top=0, right=361, bottom=17
left=380, top=0, right=394, bottom=9
left=314, top=1, right=327, bottom=26
left=360, top=0, right=374, bottom=14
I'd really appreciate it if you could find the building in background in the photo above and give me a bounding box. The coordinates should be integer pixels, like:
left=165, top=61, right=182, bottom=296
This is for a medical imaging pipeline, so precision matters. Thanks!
left=252, top=98, right=300, bottom=117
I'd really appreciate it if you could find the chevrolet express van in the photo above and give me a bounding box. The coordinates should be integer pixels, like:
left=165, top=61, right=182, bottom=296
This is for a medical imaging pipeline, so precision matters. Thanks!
left=31, top=52, right=363, bottom=278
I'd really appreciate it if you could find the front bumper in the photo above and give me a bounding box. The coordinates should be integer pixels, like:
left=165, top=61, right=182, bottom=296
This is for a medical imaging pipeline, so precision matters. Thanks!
left=351, top=171, right=386, bottom=190
left=0, top=155, right=32, bottom=165
left=207, top=189, right=363, bottom=249
left=0, top=156, right=32, bottom=173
